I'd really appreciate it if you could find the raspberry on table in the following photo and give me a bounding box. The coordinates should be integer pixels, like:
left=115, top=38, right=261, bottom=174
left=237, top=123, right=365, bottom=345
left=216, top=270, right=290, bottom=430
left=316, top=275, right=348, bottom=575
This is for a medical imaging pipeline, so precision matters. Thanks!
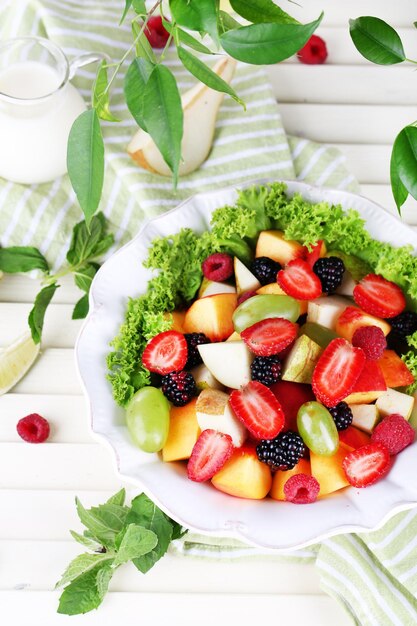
left=389, top=311, right=417, bottom=339
left=352, top=325, right=387, bottom=360
left=327, top=401, right=353, bottom=431
left=256, top=431, right=305, bottom=471
left=313, top=256, right=345, bottom=293
left=371, top=413, right=415, bottom=455
left=202, top=253, right=234, bottom=282
left=251, top=355, right=282, bottom=386
left=16, top=413, right=50, bottom=443
left=297, top=35, right=328, bottom=65
left=284, top=473, right=320, bottom=504
left=250, top=256, right=281, bottom=285
left=161, top=371, right=197, bottom=406
left=184, top=333, right=210, bottom=369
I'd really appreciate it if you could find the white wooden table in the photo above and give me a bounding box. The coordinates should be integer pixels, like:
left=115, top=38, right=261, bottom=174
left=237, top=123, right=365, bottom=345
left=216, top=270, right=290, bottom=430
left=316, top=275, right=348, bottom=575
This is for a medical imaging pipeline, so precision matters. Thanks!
left=2, top=1, right=417, bottom=624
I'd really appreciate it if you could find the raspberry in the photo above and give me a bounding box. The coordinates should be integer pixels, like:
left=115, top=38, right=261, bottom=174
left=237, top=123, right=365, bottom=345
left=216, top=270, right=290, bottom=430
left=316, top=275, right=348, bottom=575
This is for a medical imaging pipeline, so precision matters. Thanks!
left=16, top=413, right=50, bottom=443
left=237, top=290, right=257, bottom=306
left=313, top=257, right=345, bottom=293
left=284, top=473, right=320, bottom=504
left=371, top=413, right=415, bottom=455
left=161, top=371, right=196, bottom=406
left=256, top=431, right=304, bottom=471
left=352, top=325, right=387, bottom=360
left=250, top=257, right=281, bottom=285
left=144, top=16, right=170, bottom=48
left=202, top=253, right=234, bottom=282
left=390, top=311, right=417, bottom=339
left=328, top=402, right=353, bottom=431
left=297, top=35, right=328, bottom=65
left=251, top=355, right=282, bottom=386
left=184, top=333, right=211, bottom=369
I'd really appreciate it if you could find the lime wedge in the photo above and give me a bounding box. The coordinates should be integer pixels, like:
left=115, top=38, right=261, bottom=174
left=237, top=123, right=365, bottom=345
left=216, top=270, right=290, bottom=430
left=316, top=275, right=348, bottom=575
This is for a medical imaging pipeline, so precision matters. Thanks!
left=0, top=331, right=40, bottom=395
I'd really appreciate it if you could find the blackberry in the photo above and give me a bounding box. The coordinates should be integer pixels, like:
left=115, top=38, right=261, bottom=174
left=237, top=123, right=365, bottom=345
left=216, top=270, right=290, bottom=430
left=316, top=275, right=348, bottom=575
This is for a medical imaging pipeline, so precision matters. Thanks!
left=161, top=371, right=196, bottom=406
left=256, top=431, right=305, bottom=471
left=184, top=333, right=211, bottom=368
left=389, top=311, right=417, bottom=339
left=251, top=355, right=282, bottom=386
left=328, top=401, right=353, bottom=431
left=250, top=256, right=281, bottom=285
left=313, top=256, right=345, bottom=293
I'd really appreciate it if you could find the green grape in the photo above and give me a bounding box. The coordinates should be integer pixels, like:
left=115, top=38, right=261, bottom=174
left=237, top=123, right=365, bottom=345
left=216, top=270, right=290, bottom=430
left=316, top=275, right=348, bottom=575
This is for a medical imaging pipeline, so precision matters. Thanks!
left=300, top=322, right=339, bottom=348
left=126, top=386, right=170, bottom=453
left=233, top=294, right=300, bottom=333
left=297, top=401, right=339, bottom=456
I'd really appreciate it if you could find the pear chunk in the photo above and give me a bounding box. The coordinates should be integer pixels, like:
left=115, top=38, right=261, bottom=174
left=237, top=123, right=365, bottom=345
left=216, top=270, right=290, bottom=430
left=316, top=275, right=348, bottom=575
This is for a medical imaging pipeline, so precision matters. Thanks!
left=128, top=57, right=237, bottom=176
left=197, top=340, right=253, bottom=389
left=234, top=257, right=261, bottom=296
left=196, top=388, right=247, bottom=446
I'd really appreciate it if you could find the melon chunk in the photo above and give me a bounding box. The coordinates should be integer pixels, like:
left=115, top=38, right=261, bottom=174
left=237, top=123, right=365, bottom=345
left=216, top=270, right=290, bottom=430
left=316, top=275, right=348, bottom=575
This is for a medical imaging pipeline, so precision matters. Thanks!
left=343, top=361, right=387, bottom=404
left=162, top=399, right=200, bottom=462
left=270, top=458, right=311, bottom=501
left=335, top=306, right=391, bottom=342
left=184, top=292, right=237, bottom=342
left=212, top=446, right=272, bottom=499
left=378, top=350, right=415, bottom=388
left=310, top=442, right=351, bottom=496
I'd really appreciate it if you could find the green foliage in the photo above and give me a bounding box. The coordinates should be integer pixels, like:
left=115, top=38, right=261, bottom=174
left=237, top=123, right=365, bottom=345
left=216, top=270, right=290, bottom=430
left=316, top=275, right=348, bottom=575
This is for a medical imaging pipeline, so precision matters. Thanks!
left=170, top=0, right=219, bottom=43
left=93, top=62, right=120, bottom=122
left=0, top=246, right=49, bottom=273
left=124, top=57, right=155, bottom=131
left=230, top=0, right=298, bottom=25
left=28, top=284, right=59, bottom=344
left=349, top=16, right=406, bottom=65
left=390, top=126, right=417, bottom=211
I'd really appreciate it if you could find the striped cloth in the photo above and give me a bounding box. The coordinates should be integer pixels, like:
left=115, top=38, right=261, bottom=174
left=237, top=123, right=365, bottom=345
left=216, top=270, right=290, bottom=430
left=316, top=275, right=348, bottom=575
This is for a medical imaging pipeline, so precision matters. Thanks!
left=1, top=1, right=416, bottom=624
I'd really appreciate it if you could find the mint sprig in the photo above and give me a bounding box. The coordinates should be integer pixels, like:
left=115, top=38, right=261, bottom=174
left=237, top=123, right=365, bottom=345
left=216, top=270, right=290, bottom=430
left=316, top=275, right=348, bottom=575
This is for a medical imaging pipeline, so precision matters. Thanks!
left=57, top=489, right=186, bottom=615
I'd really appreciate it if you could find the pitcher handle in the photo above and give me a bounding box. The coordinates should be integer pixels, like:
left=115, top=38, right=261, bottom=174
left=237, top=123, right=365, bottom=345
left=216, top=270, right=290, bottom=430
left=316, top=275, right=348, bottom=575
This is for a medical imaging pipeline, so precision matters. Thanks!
left=69, top=52, right=111, bottom=79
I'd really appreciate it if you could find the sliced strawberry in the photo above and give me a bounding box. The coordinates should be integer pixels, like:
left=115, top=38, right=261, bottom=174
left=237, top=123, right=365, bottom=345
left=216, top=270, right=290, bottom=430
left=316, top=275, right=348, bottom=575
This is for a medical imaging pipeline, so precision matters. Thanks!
left=229, top=381, right=285, bottom=439
left=304, top=240, right=326, bottom=268
left=342, top=442, right=391, bottom=488
left=277, top=259, right=322, bottom=300
left=312, top=338, right=366, bottom=407
left=187, top=429, right=233, bottom=482
left=241, top=317, right=298, bottom=356
left=353, top=274, right=406, bottom=319
left=142, top=330, right=187, bottom=375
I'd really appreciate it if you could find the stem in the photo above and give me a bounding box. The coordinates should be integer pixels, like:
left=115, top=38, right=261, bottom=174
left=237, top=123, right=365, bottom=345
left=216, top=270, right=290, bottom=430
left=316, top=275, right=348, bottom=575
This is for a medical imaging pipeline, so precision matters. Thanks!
left=160, top=31, right=174, bottom=61
left=406, top=58, right=417, bottom=65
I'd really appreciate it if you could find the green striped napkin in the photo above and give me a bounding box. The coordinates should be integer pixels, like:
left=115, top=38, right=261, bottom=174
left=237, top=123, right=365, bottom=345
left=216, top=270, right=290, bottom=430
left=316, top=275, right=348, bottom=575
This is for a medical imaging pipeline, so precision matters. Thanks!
left=1, top=2, right=416, bottom=624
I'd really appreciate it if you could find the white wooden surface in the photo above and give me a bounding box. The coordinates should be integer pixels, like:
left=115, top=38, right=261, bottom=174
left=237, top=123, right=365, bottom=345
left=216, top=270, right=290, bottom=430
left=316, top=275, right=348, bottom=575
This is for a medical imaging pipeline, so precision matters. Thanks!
left=2, top=1, right=417, bottom=624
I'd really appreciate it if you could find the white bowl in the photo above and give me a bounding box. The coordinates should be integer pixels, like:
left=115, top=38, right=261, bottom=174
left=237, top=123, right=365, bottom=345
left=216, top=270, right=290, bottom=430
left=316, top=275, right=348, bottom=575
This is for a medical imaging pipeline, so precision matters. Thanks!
left=76, top=180, right=417, bottom=551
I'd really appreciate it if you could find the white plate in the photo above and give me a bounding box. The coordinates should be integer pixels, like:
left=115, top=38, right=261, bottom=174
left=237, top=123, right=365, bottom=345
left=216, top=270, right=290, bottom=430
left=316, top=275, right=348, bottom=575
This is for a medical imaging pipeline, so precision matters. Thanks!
left=75, top=180, right=417, bottom=551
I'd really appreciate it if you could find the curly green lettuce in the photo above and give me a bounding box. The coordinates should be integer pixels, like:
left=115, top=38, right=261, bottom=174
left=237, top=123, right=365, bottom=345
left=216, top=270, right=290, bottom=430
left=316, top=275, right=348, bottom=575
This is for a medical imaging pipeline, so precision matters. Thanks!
left=108, top=181, right=417, bottom=406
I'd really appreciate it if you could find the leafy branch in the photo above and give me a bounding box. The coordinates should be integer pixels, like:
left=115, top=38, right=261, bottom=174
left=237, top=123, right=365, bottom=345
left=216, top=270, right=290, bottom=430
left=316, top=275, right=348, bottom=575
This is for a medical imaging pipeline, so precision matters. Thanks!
left=0, top=212, right=114, bottom=344
left=349, top=16, right=417, bottom=213
left=67, top=0, right=323, bottom=226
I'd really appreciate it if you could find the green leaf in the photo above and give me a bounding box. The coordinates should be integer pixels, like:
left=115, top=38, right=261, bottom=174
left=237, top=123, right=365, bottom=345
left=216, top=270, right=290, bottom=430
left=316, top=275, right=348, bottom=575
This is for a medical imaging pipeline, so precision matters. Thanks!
left=349, top=17, right=406, bottom=65
left=126, top=493, right=173, bottom=573
left=67, top=109, right=105, bottom=227
left=72, top=294, right=89, bottom=320
left=113, top=524, right=158, bottom=567
left=170, top=0, right=219, bottom=43
left=106, top=488, right=126, bottom=507
left=220, top=13, right=323, bottom=64
left=28, top=283, right=58, bottom=344
left=142, top=64, right=183, bottom=185
left=120, top=0, right=133, bottom=24
left=132, top=21, right=157, bottom=63
left=57, top=562, right=113, bottom=615
left=163, top=20, right=214, bottom=55
left=74, top=262, right=99, bottom=293
left=124, top=57, right=155, bottom=131
left=218, top=10, right=241, bottom=35
left=390, top=125, right=417, bottom=212
left=93, top=62, right=120, bottom=123
left=132, top=0, right=146, bottom=15
left=75, top=497, right=130, bottom=548
left=66, top=212, right=112, bottom=266
left=230, top=0, right=298, bottom=24
left=69, top=530, right=102, bottom=551
left=171, top=521, right=187, bottom=540
left=56, top=552, right=113, bottom=589
left=0, top=246, right=49, bottom=274
left=177, top=46, right=244, bottom=107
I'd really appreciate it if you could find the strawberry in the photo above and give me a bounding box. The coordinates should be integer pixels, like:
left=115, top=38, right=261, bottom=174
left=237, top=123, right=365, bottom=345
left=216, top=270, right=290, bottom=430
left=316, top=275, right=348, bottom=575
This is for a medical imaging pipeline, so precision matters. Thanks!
left=353, top=274, right=406, bottom=319
left=142, top=330, right=187, bottom=375
left=229, top=381, right=285, bottom=439
left=342, top=443, right=391, bottom=488
left=304, top=240, right=325, bottom=268
left=312, top=338, right=366, bottom=407
left=241, top=317, right=298, bottom=356
left=277, top=259, right=322, bottom=300
left=187, top=429, right=233, bottom=482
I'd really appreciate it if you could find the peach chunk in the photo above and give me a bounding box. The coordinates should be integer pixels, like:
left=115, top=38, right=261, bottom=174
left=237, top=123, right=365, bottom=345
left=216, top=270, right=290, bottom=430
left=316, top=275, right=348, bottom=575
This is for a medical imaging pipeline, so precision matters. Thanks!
left=211, top=446, right=272, bottom=500
left=183, top=293, right=237, bottom=342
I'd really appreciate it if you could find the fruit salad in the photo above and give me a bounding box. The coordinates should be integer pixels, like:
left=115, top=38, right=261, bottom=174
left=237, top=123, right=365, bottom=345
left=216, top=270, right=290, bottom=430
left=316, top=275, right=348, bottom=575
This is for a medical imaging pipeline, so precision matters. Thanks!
left=108, top=182, right=417, bottom=504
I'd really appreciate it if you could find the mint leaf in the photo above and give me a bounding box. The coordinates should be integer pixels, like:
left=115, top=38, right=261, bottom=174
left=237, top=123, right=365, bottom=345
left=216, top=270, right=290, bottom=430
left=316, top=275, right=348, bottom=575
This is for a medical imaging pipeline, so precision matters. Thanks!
left=67, top=109, right=104, bottom=228
left=106, top=488, right=126, bottom=506
left=113, top=524, right=158, bottom=567
left=93, top=62, right=120, bottom=123
left=57, top=562, right=114, bottom=616
left=0, top=246, right=49, bottom=274
left=72, top=294, right=89, bottom=320
left=66, top=212, right=112, bottom=266
left=69, top=530, right=102, bottom=551
left=171, top=520, right=187, bottom=540
left=28, top=283, right=59, bottom=344
left=74, top=262, right=99, bottom=293
left=56, top=552, right=113, bottom=589
left=76, top=497, right=129, bottom=548
left=126, top=493, right=173, bottom=573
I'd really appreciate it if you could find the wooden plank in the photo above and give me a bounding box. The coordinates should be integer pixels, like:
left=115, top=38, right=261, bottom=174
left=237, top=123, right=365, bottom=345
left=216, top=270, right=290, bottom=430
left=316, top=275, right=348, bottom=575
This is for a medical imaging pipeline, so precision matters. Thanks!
left=330, top=144, right=391, bottom=184
left=0, top=274, right=80, bottom=304
left=287, top=0, right=416, bottom=27
left=267, top=65, right=417, bottom=105
left=0, top=304, right=81, bottom=349
left=0, top=395, right=92, bottom=443
left=11, top=349, right=81, bottom=395
left=361, top=185, right=417, bottom=226
left=278, top=103, right=415, bottom=145
left=0, top=444, right=120, bottom=490
left=0, top=591, right=352, bottom=626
